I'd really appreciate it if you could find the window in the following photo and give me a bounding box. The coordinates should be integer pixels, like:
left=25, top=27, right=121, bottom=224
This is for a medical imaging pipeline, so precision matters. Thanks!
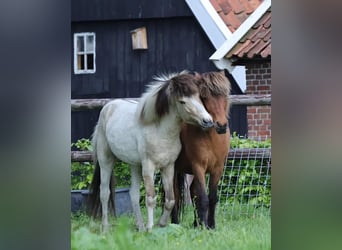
left=74, top=32, right=96, bottom=74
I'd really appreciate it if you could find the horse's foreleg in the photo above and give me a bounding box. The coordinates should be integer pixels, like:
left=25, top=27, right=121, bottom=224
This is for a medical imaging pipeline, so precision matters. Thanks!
left=130, top=165, right=144, bottom=231
left=207, top=170, right=223, bottom=229
left=190, top=176, right=208, bottom=228
left=142, top=162, right=156, bottom=232
left=158, top=166, right=175, bottom=227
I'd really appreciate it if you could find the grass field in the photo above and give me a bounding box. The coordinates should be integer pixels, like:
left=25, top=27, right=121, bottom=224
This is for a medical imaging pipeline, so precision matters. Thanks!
left=71, top=206, right=271, bottom=250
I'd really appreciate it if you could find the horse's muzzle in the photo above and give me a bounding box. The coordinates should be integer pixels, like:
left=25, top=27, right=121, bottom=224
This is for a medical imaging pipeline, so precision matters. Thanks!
left=215, top=122, right=228, bottom=134
left=201, top=119, right=215, bottom=128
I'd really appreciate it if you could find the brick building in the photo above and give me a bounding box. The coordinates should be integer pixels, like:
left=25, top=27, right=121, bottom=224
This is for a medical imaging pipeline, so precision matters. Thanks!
left=225, top=7, right=271, bottom=139
left=245, top=62, right=271, bottom=138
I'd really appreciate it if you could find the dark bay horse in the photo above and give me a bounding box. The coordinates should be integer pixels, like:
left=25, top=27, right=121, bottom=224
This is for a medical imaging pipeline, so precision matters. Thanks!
left=171, top=71, right=231, bottom=229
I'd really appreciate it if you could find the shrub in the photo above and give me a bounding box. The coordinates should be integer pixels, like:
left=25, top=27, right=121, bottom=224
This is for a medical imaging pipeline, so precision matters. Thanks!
left=71, top=138, right=131, bottom=190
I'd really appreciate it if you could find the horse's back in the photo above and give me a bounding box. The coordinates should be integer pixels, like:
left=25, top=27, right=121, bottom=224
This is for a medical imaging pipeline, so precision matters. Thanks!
left=100, top=99, right=142, bottom=165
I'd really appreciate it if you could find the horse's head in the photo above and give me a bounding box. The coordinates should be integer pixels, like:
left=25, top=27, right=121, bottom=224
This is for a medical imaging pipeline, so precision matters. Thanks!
left=168, top=73, right=214, bottom=129
left=197, top=71, right=231, bottom=134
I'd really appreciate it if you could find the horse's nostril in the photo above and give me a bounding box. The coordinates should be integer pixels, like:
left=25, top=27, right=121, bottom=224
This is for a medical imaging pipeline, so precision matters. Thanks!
left=215, top=122, right=228, bottom=134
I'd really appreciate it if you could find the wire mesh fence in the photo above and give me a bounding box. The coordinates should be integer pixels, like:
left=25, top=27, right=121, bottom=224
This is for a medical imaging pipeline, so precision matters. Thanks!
left=151, top=137, right=271, bottom=220
left=218, top=146, right=271, bottom=219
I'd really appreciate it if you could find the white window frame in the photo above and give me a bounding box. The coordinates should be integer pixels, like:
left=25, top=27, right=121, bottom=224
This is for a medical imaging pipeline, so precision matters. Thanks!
left=74, top=32, right=96, bottom=74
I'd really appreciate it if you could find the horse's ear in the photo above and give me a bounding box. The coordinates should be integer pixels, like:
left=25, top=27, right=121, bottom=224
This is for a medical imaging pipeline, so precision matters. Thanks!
left=168, top=79, right=175, bottom=95
left=193, top=72, right=201, bottom=81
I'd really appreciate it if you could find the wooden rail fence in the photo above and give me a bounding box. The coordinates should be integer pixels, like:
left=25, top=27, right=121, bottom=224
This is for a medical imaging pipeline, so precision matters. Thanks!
left=71, top=148, right=271, bottom=162
left=71, top=94, right=271, bottom=111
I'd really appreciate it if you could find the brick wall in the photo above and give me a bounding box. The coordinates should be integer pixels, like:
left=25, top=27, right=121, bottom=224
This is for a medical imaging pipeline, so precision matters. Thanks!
left=245, top=61, right=271, bottom=139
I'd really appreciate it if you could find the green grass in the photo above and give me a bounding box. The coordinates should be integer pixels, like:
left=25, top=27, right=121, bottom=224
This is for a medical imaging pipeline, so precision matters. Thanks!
left=71, top=206, right=270, bottom=250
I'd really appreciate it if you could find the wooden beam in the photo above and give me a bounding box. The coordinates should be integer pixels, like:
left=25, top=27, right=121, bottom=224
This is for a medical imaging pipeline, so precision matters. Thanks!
left=71, top=148, right=271, bottom=162
left=229, top=94, right=271, bottom=106
left=71, top=95, right=271, bottom=111
left=71, top=98, right=140, bottom=111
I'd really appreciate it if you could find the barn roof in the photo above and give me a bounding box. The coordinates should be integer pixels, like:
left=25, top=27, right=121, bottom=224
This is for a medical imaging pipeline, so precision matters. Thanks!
left=210, top=0, right=263, bottom=33
left=225, top=8, right=271, bottom=63
left=204, top=0, right=271, bottom=68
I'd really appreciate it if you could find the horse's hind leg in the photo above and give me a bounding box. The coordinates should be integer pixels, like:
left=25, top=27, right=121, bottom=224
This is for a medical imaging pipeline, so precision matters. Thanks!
left=130, top=165, right=145, bottom=231
left=97, top=150, right=115, bottom=232
left=158, top=166, right=175, bottom=227
left=171, top=171, right=181, bottom=224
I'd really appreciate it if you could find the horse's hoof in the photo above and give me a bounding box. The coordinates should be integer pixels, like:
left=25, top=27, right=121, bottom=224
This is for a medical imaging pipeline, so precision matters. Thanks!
left=158, top=219, right=167, bottom=227
left=136, top=224, right=145, bottom=232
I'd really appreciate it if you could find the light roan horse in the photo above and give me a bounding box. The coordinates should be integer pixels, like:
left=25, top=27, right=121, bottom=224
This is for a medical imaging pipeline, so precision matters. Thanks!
left=87, top=72, right=214, bottom=232
left=171, top=71, right=231, bottom=229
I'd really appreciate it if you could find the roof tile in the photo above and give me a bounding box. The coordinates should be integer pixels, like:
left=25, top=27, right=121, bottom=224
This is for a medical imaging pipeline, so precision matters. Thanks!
left=210, top=0, right=262, bottom=32
left=226, top=11, right=242, bottom=30
left=218, top=1, right=232, bottom=15
left=260, top=43, right=271, bottom=58
left=210, top=0, right=222, bottom=12
left=240, top=0, right=255, bottom=14
left=228, top=0, right=245, bottom=14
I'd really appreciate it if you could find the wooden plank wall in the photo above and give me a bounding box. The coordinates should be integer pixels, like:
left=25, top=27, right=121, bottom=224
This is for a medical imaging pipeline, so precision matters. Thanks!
left=71, top=0, right=248, bottom=141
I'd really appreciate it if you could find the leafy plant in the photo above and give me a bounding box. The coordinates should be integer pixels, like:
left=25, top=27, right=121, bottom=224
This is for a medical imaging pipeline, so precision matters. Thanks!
left=71, top=139, right=94, bottom=190
left=71, top=138, right=131, bottom=190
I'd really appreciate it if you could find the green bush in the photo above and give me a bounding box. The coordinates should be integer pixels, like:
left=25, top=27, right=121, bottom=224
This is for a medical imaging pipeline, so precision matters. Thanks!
left=71, top=138, right=131, bottom=190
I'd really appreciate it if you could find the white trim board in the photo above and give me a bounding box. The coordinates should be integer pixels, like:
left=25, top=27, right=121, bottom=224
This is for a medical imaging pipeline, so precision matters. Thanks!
left=185, top=0, right=232, bottom=49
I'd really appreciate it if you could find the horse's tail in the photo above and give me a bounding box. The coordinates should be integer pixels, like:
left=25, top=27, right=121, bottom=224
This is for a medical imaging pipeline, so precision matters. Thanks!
left=87, top=122, right=116, bottom=218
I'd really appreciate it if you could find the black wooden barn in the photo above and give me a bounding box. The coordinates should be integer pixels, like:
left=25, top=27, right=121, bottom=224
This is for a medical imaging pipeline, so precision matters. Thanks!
left=71, top=0, right=247, bottom=143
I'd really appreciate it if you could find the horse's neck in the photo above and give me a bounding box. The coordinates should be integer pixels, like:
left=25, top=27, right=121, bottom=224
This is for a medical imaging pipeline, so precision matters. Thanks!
left=183, top=124, right=213, bottom=138
left=157, top=110, right=182, bottom=139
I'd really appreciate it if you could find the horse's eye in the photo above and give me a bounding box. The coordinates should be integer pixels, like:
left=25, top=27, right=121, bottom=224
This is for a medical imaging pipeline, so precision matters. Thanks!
left=179, top=100, right=186, bottom=104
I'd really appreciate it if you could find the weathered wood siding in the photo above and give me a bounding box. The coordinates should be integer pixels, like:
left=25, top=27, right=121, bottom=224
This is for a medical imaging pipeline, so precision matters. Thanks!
left=71, top=0, right=192, bottom=21
left=71, top=0, right=247, bottom=141
left=71, top=17, right=219, bottom=98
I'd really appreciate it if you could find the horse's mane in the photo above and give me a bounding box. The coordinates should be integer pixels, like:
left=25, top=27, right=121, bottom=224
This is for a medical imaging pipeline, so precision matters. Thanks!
left=198, top=71, right=231, bottom=98
left=137, top=71, right=198, bottom=124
